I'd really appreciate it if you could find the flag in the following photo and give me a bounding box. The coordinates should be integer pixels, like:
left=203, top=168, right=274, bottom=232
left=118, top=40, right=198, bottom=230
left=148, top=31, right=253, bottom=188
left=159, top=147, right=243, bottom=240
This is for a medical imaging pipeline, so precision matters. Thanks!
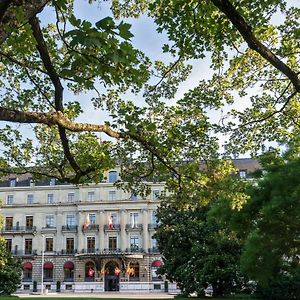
left=83, top=214, right=90, bottom=229
left=108, top=215, right=113, bottom=229
left=88, top=267, right=94, bottom=277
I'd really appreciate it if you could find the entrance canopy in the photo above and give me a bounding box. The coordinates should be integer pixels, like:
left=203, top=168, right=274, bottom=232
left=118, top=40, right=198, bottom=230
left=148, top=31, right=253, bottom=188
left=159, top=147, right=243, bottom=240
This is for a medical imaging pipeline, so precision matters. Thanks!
left=23, top=262, right=32, bottom=270
left=64, top=261, right=74, bottom=269
left=151, top=260, right=162, bottom=268
left=44, top=261, right=54, bottom=269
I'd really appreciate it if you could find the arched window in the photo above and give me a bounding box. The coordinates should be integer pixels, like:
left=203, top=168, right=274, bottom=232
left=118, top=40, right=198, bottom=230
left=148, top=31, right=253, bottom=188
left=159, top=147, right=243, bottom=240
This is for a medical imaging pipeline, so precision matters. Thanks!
left=127, top=262, right=139, bottom=281
left=151, top=260, right=162, bottom=281
left=108, top=171, right=117, bottom=183
left=43, top=261, right=53, bottom=281
left=85, top=261, right=95, bottom=281
left=22, top=262, right=32, bottom=282
left=64, top=261, right=74, bottom=282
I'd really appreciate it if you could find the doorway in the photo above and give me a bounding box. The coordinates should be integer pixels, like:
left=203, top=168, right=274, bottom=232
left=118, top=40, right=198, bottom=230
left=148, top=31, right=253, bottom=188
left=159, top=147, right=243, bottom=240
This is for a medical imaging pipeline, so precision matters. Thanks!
left=104, top=261, right=120, bottom=291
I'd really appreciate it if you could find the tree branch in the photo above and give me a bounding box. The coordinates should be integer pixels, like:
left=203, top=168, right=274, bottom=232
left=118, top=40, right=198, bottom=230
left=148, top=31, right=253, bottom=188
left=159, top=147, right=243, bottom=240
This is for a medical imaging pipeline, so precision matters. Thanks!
left=210, top=0, right=300, bottom=92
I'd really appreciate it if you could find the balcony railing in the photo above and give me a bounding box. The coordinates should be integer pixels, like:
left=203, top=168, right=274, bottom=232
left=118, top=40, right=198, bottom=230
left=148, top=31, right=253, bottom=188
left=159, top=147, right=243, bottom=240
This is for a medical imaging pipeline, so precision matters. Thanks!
left=82, top=224, right=99, bottom=232
left=148, top=223, right=159, bottom=230
left=148, top=247, right=160, bottom=254
left=61, top=225, right=78, bottom=232
left=1, top=226, right=37, bottom=235
left=125, top=224, right=143, bottom=231
left=11, top=249, right=38, bottom=256
left=126, top=246, right=144, bottom=253
left=61, top=249, right=78, bottom=255
left=81, top=248, right=99, bottom=254
left=103, top=224, right=121, bottom=231
left=41, top=225, right=57, bottom=233
left=103, top=248, right=122, bottom=254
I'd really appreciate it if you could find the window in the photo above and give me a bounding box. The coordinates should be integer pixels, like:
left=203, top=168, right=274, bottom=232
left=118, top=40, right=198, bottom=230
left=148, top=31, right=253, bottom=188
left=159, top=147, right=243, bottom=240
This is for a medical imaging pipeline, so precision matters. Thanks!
left=108, top=236, right=117, bottom=251
left=5, top=239, right=12, bottom=252
left=152, top=190, right=160, bottom=200
left=25, top=239, right=32, bottom=254
left=23, top=262, right=32, bottom=281
left=152, top=238, right=157, bottom=249
left=130, top=212, right=139, bottom=228
left=66, top=238, right=74, bottom=254
left=239, top=170, right=247, bottom=178
left=64, top=261, right=74, bottom=281
left=50, top=178, right=56, bottom=186
left=45, top=215, right=54, bottom=227
left=151, top=211, right=158, bottom=225
left=130, top=193, right=138, bottom=201
left=108, top=190, right=116, bottom=201
left=10, top=178, right=16, bottom=187
left=67, top=192, right=75, bottom=203
left=89, top=213, right=96, bottom=224
left=87, top=237, right=95, bottom=252
left=110, top=212, right=118, bottom=224
left=6, top=195, right=14, bottom=205
left=47, top=193, right=54, bottom=204
left=45, top=238, right=53, bottom=252
left=108, top=171, right=117, bottom=183
left=66, top=215, right=76, bottom=227
left=130, top=235, right=139, bottom=252
left=5, top=217, right=13, bottom=230
left=26, top=216, right=33, bottom=229
left=43, top=262, right=53, bottom=281
left=27, top=194, right=34, bottom=204
left=87, top=191, right=95, bottom=201
left=128, top=262, right=139, bottom=281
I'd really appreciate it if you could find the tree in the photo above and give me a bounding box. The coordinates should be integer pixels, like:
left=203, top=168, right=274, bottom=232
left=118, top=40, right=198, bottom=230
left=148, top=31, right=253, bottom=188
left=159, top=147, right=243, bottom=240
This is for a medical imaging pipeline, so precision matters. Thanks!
left=0, top=238, right=22, bottom=295
left=0, top=0, right=298, bottom=189
left=154, top=191, right=247, bottom=297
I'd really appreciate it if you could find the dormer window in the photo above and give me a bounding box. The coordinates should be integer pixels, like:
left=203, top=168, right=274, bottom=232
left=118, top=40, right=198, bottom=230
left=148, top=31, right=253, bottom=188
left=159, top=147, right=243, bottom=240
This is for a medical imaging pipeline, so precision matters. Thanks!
left=108, top=171, right=117, bottom=183
left=239, top=170, right=247, bottom=179
left=9, top=178, right=17, bottom=187
left=50, top=178, right=56, bottom=186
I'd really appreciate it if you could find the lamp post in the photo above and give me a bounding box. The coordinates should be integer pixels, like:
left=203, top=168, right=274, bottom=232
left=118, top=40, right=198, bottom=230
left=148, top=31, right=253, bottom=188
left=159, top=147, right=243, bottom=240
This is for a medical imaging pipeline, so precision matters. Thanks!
left=41, top=234, right=45, bottom=295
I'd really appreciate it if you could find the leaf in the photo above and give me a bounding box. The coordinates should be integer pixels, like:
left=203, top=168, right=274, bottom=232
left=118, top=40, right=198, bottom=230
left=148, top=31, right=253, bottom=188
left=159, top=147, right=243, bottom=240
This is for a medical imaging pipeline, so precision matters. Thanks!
left=95, top=16, right=115, bottom=30
left=118, top=22, right=134, bottom=40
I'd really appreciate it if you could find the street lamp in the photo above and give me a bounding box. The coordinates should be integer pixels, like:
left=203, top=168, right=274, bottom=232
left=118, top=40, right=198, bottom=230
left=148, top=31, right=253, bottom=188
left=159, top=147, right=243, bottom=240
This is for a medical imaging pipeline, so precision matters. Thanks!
left=41, top=234, right=45, bottom=295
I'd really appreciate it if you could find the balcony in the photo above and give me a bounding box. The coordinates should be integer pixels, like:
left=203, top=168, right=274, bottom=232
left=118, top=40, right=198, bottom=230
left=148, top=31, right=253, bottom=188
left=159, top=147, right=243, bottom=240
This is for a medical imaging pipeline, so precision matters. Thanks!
left=148, top=247, right=160, bottom=254
left=126, top=246, right=144, bottom=253
left=82, top=224, right=99, bottom=232
left=61, top=249, right=78, bottom=255
left=125, top=224, right=143, bottom=231
left=103, top=224, right=121, bottom=232
left=41, top=225, right=57, bottom=233
left=148, top=223, right=159, bottom=230
left=1, top=226, right=37, bottom=235
left=11, top=250, right=38, bottom=256
left=81, top=248, right=99, bottom=254
left=61, top=225, right=78, bottom=233
left=103, top=248, right=122, bottom=255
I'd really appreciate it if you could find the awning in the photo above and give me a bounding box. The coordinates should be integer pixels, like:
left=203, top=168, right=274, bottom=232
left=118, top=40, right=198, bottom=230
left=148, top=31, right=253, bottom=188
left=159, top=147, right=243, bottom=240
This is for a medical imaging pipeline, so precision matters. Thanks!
left=43, top=261, right=54, bottom=269
left=23, top=262, right=32, bottom=270
left=64, top=261, right=74, bottom=269
left=151, top=260, right=162, bottom=268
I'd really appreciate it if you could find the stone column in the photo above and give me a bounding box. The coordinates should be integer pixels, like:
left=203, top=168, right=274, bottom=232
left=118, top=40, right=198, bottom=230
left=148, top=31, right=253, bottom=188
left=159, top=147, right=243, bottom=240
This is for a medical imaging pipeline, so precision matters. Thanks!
left=55, top=211, right=63, bottom=252
left=142, top=209, right=149, bottom=252
left=120, top=209, right=127, bottom=251
left=99, top=210, right=105, bottom=251
left=77, top=211, right=85, bottom=253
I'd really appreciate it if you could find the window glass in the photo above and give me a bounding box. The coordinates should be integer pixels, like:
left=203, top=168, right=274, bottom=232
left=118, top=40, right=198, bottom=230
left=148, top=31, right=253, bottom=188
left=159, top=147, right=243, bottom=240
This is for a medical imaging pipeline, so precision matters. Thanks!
left=46, top=215, right=54, bottom=227
left=130, top=212, right=139, bottom=227
left=130, top=235, right=139, bottom=251
left=87, top=191, right=95, bottom=201
left=108, top=171, right=117, bottom=183
left=47, top=193, right=54, bottom=204
left=109, top=236, right=117, bottom=250
left=7, top=195, right=14, bottom=205
left=109, top=190, right=116, bottom=201
left=66, top=215, right=75, bottom=226
left=45, top=238, right=53, bottom=252
left=89, top=214, right=95, bottom=224
left=27, top=194, right=34, bottom=204
left=67, top=192, right=75, bottom=203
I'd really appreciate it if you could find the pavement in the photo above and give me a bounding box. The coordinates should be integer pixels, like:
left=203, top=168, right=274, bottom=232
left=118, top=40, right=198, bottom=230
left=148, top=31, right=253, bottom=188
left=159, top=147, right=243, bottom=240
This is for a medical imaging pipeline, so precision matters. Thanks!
left=14, top=293, right=176, bottom=299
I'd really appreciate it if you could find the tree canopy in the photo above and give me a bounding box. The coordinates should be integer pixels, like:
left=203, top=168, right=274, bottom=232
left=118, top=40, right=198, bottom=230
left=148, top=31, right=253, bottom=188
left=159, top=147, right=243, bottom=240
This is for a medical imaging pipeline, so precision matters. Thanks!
left=0, top=0, right=298, bottom=190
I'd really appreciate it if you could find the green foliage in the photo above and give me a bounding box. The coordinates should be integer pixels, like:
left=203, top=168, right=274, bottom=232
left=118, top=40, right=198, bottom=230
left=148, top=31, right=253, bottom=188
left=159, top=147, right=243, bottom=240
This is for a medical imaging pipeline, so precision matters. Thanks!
left=0, top=240, right=22, bottom=295
left=155, top=190, right=248, bottom=297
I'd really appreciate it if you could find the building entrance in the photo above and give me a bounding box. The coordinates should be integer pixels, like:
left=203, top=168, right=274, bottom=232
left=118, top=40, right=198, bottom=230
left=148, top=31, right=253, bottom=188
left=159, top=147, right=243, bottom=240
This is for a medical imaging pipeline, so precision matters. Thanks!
left=104, top=261, right=120, bottom=291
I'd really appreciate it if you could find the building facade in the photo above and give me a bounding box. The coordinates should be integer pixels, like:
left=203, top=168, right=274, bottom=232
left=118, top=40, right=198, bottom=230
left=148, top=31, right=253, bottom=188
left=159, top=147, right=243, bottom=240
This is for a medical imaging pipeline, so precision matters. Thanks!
left=0, top=169, right=178, bottom=293
left=0, top=159, right=260, bottom=293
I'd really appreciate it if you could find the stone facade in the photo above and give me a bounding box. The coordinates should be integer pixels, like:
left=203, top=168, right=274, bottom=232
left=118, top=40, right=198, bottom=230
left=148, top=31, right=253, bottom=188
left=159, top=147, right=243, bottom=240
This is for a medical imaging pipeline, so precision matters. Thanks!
left=0, top=169, right=179, bottom=293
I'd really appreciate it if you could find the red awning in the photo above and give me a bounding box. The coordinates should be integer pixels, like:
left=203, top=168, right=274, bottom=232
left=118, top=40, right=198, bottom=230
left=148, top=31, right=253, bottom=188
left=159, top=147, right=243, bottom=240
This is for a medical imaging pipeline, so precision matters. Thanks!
left=23, top=262, right=32, bottom=270
left=151, top=260, right=162, bottom=268
left=44, top=261, right=54, bottom=269
left=64, top=261, right=74, bottom=269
